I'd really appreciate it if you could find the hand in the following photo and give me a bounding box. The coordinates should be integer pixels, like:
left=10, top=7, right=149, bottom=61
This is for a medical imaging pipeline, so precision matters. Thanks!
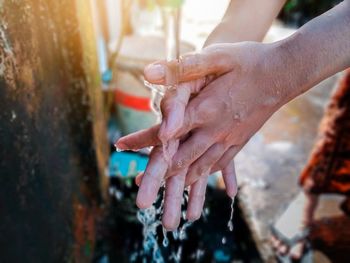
left=117, top=42, right=290, bottom=229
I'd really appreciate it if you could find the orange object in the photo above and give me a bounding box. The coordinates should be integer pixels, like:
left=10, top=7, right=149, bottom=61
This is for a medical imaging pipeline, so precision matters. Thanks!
left=300, top=69, right=350, bottom=195
left=115, top=89, right=151, bottom=112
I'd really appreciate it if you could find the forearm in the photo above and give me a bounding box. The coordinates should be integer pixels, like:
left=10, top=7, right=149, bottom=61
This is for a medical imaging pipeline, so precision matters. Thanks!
left=205, top=0, right=286, bottom=46
left=276, top=0, right=350, bottom=102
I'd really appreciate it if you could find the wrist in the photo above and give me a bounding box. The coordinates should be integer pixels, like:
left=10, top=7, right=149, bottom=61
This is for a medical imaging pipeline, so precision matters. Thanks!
left=267, top=35, right=316, bottom=105
left=271, top=1, right=350, bottom=103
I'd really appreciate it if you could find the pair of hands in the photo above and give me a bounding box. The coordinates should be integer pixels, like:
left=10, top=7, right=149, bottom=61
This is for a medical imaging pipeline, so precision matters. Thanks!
left=116, top=42, right=288, bottom=230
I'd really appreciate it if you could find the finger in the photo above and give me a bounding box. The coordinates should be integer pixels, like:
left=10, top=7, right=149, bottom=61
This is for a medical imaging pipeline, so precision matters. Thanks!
left=135, top=172, right=143, bottom=187
left=144, top=45, right=235, bottom=84
left=270, top=235, right=280, bottom=249
left=136, top=146, right=168, bottom=209
left=185, top=143, right=226, bottom=187
left=115, top=124, right=161, bottom=150
left=210, top=145, right=242, bottom=173
left=171, top=79, right=227, bottom=140
left=158, top=79, right=207, bottom=141
left=158, top=83, right=191, bottom=141
left=170, top=132, right=214, bottom=176
left=162, top=169, right=187, bottom=230
left=222, top=161, right=238, bottom=198
left=186, top=175, right=209, bottom=221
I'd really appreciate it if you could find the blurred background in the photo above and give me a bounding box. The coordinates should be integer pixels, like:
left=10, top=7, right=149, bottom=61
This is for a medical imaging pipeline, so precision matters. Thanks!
left=0, top=0, right=345, bottom=262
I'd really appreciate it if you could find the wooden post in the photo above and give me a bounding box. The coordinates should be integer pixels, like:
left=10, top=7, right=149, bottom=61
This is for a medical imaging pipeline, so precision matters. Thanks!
left=0, top=0, right=109, bottom=261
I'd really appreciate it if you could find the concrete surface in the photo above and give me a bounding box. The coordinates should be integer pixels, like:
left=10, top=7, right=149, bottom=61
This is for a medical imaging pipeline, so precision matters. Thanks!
left=235, top=74, right=340, bottom=262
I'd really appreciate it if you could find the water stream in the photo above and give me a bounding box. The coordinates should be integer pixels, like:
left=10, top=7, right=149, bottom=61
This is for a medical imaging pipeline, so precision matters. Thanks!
left=227, top=197, right=235, bottom=232
left=135, top=5, right=238, bottom=262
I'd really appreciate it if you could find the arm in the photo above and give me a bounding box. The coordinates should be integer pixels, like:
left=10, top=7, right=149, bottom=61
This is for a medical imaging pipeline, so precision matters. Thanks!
left=205, top=0, right=287, bottom=45
left=276, top=0, right=350, bottom=103
left=118, top=1, right=350, bottom=229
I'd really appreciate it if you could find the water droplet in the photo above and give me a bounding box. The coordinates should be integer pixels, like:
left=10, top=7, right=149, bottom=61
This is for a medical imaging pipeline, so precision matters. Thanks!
left=10, top=110, right=16, bottom=121
left=162, top=227, right=169, bottom=247
left=228, top=89, right=234, bottom=99
left=108, top=187, right=115, bottom=196
left=114, top=145, right=122, bottom=152
left=221, top=237, right=227, bottom=244
left=176, top=160, right=183, bottom=168
left=114, top=190, right=123, bottom=200
left=227, top=221, right=234, bottom=232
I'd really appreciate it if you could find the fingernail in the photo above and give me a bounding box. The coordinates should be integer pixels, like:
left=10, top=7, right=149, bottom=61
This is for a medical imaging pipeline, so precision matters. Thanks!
left=145, top=64, right=165, bottom=81
left=114, top=141, right=128, bottom=151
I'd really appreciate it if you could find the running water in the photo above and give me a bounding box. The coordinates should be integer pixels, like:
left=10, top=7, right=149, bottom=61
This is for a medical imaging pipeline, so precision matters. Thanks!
left=227, top=197, right=235, bottom=232
left=137, top=206, right=164, bottom=263
left=170, top=246, right=182, bottom=263
left=179, top=221, right=192, bottom=240
left=136, top=188, right=194, bottom=262
left=162, top=227, right=169, bottom=247
left=137, top=4, right=238, bottom=261
left=145, top=5, right=180, bottom=164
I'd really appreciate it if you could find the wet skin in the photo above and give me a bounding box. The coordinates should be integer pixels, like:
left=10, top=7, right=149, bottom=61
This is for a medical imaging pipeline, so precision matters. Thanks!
left=117, top=1, right=350, bottom=230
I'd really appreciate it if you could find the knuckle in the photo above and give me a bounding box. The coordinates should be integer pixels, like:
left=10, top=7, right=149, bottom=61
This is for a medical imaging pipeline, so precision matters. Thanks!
left=191, top=141, right=207, bottom=159
left=172, top=156, right=187, bottom=171
left=189, top=165, right=206, bottom=179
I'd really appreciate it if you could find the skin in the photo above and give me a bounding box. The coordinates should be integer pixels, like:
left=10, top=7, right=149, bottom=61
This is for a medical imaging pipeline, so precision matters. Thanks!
left=130, top=0, right=286, bottom=230
left=116, top=0, right=350, bottom=233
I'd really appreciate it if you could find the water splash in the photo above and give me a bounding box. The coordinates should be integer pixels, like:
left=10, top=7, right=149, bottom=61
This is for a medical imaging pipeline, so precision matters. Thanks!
left=202, top=207, right=210, bottom=221
left=227, top=197, right=235, bottom=232
left=169, top=246, right=182, bottom=263
left=190, top=249, right=205, bottom=261
left=136, top=186, right=195, bottom=262
left=172, top=229, right=179, bottom=240
left=179, top=221, right=192, bottom=240
left=130, top=252, right=138, bottom=262
left=137, top=207, right=164, bottom=263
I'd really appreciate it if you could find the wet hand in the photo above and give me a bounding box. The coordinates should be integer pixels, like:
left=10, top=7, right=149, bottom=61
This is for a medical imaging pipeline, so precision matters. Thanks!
left=117, top=42, right=289, bottom=229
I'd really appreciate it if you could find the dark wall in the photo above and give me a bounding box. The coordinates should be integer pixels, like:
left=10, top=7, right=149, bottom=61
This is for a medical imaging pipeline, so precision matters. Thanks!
left=279, top=0, right=343, bottom=27
left=0, top=1, right=108, bottom=262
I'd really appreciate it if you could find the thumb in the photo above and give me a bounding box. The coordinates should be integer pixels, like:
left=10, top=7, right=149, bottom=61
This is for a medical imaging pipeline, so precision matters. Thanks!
left=144, top=44, right=235, bottom=85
